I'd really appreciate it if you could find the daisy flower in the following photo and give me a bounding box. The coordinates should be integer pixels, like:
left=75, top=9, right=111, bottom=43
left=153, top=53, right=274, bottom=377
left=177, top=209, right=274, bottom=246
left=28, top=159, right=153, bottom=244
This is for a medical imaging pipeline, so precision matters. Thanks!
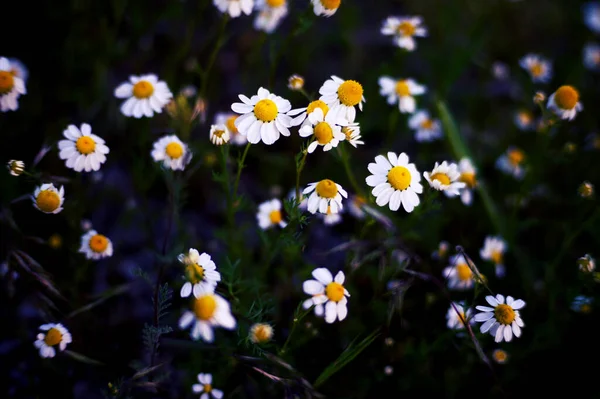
left=443, top=254, right=475, bottom=291
left=311, top=0, right=341, bottom=17
left=457, top=158, right=477, bottom=206
left=432, top=241, right=450, bottom=260
left=341, top=122, right=364, bottom=147
left=381, top=16, right=427, bottom=51
left=213, top=0, right=253, bottom=18
left=114, top=74, right=173, bottom=118
left=151, top=135, right=192, bottom=170
left=474, top=294, right=525, bottom=343
left=577, top=254, right=595, bottom=273
left=519, top=54, right=552, bottom=83
left=480, top=236, right=507, bottom=278
left=378, top=77, right=425, bottom=114
left=365, top=152, right=423, bottom=212
left=231, top=87, right=297, bottom=145
left=302, top=268, right=350, bottom=323
left=58, top=123, right=109, bottom=172
left=303, top=179, right=347, bottom=215
left=178, top=249, right=221, bottom=298
left=34, top=323, right=72, bottom=358
left=7, top=160, right=25, bottom=177
left=408, top=110, right=442, bottom=142
left=288, top=99, right=339, bottom=128
left=583, top=2, right=600, bottom=33
left=571, top=295, right=593, bottom=313
left=79, top=230, right=113, bottom=260
left=583, top=43, right=600, bottom=71
left=423, top=161, right=466, bottom=197
left=288, top=74, right=305, bottom=91
left=249, top=323, right=274, bottom=344
left=178, top=284, right=236, bottom=342
left=209, top=124, right=230, bottom=146
left=513, top=109, right=534, bottom=131
left=192, top=373, right=224, bottom=399
left=257, top=198, right=288, bottom=229
left=496, top=147, right=526, bottom=180
left=32, top=183, right=65, bottom=214
left=254, top=0, right=288, bottom=33
left=299, top=108, right=346, bottom=153
left=579, top=181, right=594, bottom=198
left=0, top=56, right=26, bottom=112
left=547, top=85, right=583, bottom=121
left=7, top=58, right=28, bottom=83
left=492, top=349, right=509, bottom=364
left=319, top=75, right=365, bottom=123
left=214, top=112, right=247, bottom=146
left=446, top=302, right=474, bottom=330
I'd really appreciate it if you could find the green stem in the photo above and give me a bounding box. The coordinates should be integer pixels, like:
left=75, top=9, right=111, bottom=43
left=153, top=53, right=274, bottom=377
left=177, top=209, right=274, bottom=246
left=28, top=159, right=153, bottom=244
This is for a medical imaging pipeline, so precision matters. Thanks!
left=199, top=15, right=229, bottom=100
left=295, top=149, right=309, bottom=201
left=233, top=142, right=251, bottom=200
left=338, top=145, right=363, bottom=196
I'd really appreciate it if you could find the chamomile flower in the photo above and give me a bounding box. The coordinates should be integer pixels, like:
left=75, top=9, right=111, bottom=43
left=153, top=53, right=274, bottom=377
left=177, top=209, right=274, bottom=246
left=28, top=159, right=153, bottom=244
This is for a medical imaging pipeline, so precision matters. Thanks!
left=0, top=57, right=26, bottom=112
left=32, top=184, right=65, bottom=214
left=249, top=323, right=274, bottom=344
left=577, top=254, right=595, bottom=273
left=320, top=206, right=343, bottom=225
left=311, top=0, right=341, bottom=17
left=288, top=99, right=338, bottom=127
left=408, top=110, right=442, bottom=142
left=79, top=230, right=113, bottom=260
left=34, top=323, right=72, bottom=358
left=254, top=0, right=288, bottom=33
left=299, top=108, right=346, bottom=153
left=480, top=236, right=507, bottom=278
left=432, top=241, right=450, bottom=260
left=474, top=294, right=525, bottom=343
left=257, top=198, right=287, bottom=229
left=381, top=16, right=427, bottom=51
left=178, top=284, right=236, bottom=342
left=492, top=349, right=509, bottom=364
left=151, top=135, right=192, bottom=170
left=571, top=295, right=593, bottom=313
left=192, top=373, right=224, bottom=399
left=446, top=302, right=474, bottom=330
left=378, top=77, right=425, bottom=114
left=423, top=161, right=466, bottom=197
left=288, top=74, right=305, bottom=91
left=7, top=160, right=24, bottom=176
left=231, top=87, right=297, bottom=145
left=303, top=179, right=347, bottom=215
left=213, top=0, right=253, bottom=18
left=547, top=85, right=583, bottom=121
left=114, top=74, right=173, bottom=118
left=302, top=268, right=350, bottom=323
left=178, top=249, right=221, bottom=297
left=58, top=123, right=109, bottom=172
left=443, top=254, right=475, bottom=291
left=341, top=123, right=364, bottom=147
left=214, top=112, right=247, bottom=146
left=365, top=152, right=423, bottom=212
left=579, top=181, right=595, bottom=198
left=496, top=147, right=526, bottom=180
left=209, top=124, right=230, bottom=146
left=319, top=76, right=365, bottom=123
left=513, top=109, right=534, bottom=131
left=519, top=54, right=552, bottom=83
left=583, top=2, right=600, bottom=33
left=457, top=158, right=477, bottom=206
left=583, top=43, right=600, bottom=71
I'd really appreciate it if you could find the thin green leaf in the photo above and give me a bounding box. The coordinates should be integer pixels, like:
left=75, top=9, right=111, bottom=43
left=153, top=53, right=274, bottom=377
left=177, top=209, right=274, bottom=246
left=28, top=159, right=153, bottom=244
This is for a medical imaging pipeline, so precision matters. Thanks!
left=63, top=350, right=104, bottom=366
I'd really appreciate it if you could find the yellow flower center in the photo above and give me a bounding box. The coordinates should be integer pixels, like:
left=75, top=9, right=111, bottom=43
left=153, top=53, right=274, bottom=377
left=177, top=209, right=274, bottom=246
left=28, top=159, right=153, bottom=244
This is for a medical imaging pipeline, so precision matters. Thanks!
left=89, top=234, right=109, bottom=253
left=395, top=80, right=410, bottom=97
left=456, top=263, right=472, bottom=281
left=593, top=52, right=600, bottom=64
left=507, top=149, right=524, bottom=167
left=213, top=129, right=226, bottom=138
left=36, top=190, right=61, bottom=213
left=457, top=311, right=467, bottom=327
left=289, top=76, right=304, bottom=89
left=0, top=71, right=15, bottom=95
left=554, top=85, right=579, bottom=110
left=354, top=195, right=366, bottom=205
left=430, top=172, right=451, bottom=186
left=342, top=126, right=354, bottom=140
left=306, top=100, right=329, bottom=116
left=254, top=99, right=278, bottom=122
left=226, top=115, right=239, bottom=135
left=494, top=304, right=516, bottom=325
left=252, top=324, right=273, bottom=343
left=325, top=282, right=345, bottom=302
left=420, top=119, right=434, bottom=129
left=490, top=250, right=503, bottom=264
left=76, top=136, right=96, bottom=155
left=398, top=21, right=416, bottom=36
left=321, top=0, right=341, bottom=10
left=203, top=384, right=212, bottom=393
left=314, top=122, right=333, bottom=144
left=530, top=63, right=544, bottom=77
left=337, top=80, right=363, bottom=107
left=581, top=304, right=592, bottom=313
left=387, top=166, right=411, bottom=191
left=165, top=142, right=184, bottom=159
left=193, top=295, right=217, bottom=320
left=44, top=328, right=63, bottom=346
left=269, top=210, right=282, bottom=224
left=518, top=111, right=532, bottom=126
left=266, top=0, right=284, bottom=7
left=132, top=80, right=154, bottom=99
left=460, top=172, right=476, bottom=188
left=48, top=234, right=63, bottom=249
left=185, top=263, right=205, bottom=284
left=315, top=179, right=338, bottom=199
left=494, top=350, right=508, bottom=362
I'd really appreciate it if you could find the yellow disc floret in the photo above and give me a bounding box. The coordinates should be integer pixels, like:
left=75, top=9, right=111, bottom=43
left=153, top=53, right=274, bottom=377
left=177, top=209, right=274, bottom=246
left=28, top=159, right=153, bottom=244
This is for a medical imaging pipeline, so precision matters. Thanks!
left=325, top=282, right=345, bottom=302
left=456, top=263, right=472, bottom=281
left=315, top=179, right=338, bottom=198
left=132, top=80, right=154, bottom=99
left=337, top=80, right=363, bottom=107
left=314, top=122, right=333, bottom=144
left=0, top=71, right=15, bottom=95
left=166, top=142, right=184, bottom=159
left=193, top=295, right=217, bottom=320
left=185, top=263, right=205, bottom=284
left=76, top=136, right=96, bottom=155
left=554, top=85, right=579, bottom=110
left=430, top=172, right=451, bottom=186
left=494, top=304, right=516, bottom=325
left=395, top=80, right=410, bottom=97
left=507, top=149, right=524, bottom=167
left=321, top=0, right=341, bottom=10
left=89, top=234, right=109, bottom=253
left=266, top=0, right=285, bottom=6
left=269, top=210, right=282, bottom=224
left=44, top=328, right=63, bottom=346
left=398, top=21, right=416, bottom=36
left=36, top=190, right=61, bottom=213
left=387, top=166, right=411, bottom=191
left=226, top=116, right=239, bottom=135
left=254, top=99, right=278, bottom=122
left=306, top=100, right=329, bottom=116
left=460, top=172, right=476, bottom=188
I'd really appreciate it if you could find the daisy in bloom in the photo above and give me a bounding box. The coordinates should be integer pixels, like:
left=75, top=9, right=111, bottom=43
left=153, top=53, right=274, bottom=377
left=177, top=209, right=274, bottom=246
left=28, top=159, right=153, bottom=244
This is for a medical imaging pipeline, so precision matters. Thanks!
left=408, top=110, right=442, bottom=142
left=513, top=109, right=534, bottom=131
left=378, top=77, right=425, bottom=114
left=342, top=123, right=364, bottom=147
left=474, top=294, right=525, bottom=343
left=178, top=249, right=221, bottom=298
left=583, top=43, right=600, bottom=71
left=257, top=198, right=287, bottom=229
left=7, top=58, right=28, bottom=83
left=288, top=74, right=305, bottom=91
left=443, top=254, right=475, bottom=291
left=0, top=56, right=26, bottom=112
left=214, top=112, right=247, bottom=146
left=288, top=99, right=337, bottom=128
left=577, top=254, right=595, bottom=273
left=302, top=268, right=350, bottom=323
left=457, top=158, right=477, bottom=206
left=320, top=205, right=343, bottom=226
left=579, top=181, right=594, bottom=198
left=209, top=124, right=230, bottom=146
left=58, top=123, right=109, bottom=172
left=480, top=236, right=507, bottom=278
left=34, top=323, right=72, bottom=358
left=423, top=161, right=466, bottom=197
left=151, top=135, right=192, bottom=170
left=432, top=241, right=450, bottom=260
left=231, top=87, right=297, bottom=145
left=303, top=179, right=347, bottom=214
left=311, top=0, right=341, bottom=17
left=381, top=16, right=427, bottom=51
left=571, top=295, right=593, bottom=313
left=32, top=183, right=65, bottom=214
left=299, top=108, right=346, bottom=153
left=249, top=323, right=274, bottom=344
left=547, top=85, right=583, bottom=121
left=7, top=160, right=25, bottom=176
left=79, top=230, right=113, bottom=260
left=213, top=0, right=253, bottom=18
left=496, top=147, right=526, bottom=180
left=446, top=302, right=474, bottom=330
left=114, top=74, right=173, bottom=118
left=319, top=76, right=365, bottom=123
left=492, top=349, right=509, bottom=364
left=192, top=373, right=224, bottom=399
left=179, top=284, right=236, bottom=342
left=365, top=152, right=423, bottom=212
left=583, top=2, right=600, bottom=33
left=519, top=54, right=552, bottom=83
left=254, top=0, right=288, bottom=33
